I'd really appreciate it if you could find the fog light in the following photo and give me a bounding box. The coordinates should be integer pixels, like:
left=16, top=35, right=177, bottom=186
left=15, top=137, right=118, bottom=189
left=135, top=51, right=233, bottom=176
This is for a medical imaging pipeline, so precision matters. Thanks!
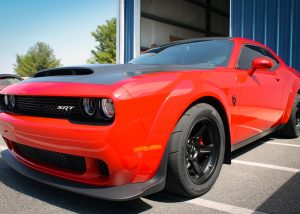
left=82, top=98, right=97, bottom=116
left=101, top=99, right=115, bottom=118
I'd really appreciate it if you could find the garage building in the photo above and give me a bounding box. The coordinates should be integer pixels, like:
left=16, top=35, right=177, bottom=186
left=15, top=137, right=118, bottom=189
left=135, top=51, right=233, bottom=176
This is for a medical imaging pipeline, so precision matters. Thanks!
left=116, top=0, right=300, bottom=71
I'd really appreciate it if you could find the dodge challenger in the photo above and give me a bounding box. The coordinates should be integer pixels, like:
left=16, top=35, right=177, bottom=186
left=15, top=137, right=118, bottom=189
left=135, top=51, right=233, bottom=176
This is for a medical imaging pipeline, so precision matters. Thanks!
left=0, top=38, right=299, bottom=201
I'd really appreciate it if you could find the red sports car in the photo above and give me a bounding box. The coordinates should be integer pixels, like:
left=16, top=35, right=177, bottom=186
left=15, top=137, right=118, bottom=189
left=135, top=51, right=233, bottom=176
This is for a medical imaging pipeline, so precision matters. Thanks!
left=0, top=38, right=299, bottom=201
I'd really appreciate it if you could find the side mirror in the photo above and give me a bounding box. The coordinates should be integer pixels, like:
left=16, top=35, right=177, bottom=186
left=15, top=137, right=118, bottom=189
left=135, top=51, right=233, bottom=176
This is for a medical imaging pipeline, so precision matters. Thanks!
left=248, top=57, right=273, bottom=76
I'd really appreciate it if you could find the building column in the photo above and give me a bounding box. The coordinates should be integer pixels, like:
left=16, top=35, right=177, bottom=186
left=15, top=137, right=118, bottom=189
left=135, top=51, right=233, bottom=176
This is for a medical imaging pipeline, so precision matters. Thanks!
left=117, top=0, right=140, bottom=64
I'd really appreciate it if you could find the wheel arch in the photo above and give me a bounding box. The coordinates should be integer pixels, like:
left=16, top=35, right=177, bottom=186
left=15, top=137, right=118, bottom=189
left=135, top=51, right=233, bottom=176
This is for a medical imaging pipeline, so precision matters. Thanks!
left=281, top=80, right=300, bottom=124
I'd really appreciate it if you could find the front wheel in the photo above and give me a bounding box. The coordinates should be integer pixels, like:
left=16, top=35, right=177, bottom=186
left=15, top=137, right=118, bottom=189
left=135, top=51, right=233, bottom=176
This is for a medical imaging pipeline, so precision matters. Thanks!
left=166, top=103, right=225, bottom=197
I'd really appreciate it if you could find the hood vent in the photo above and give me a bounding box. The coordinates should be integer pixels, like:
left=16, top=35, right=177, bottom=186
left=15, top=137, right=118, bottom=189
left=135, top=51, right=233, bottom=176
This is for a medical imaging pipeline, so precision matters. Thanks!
left=34, top=68, right=93, bottom=77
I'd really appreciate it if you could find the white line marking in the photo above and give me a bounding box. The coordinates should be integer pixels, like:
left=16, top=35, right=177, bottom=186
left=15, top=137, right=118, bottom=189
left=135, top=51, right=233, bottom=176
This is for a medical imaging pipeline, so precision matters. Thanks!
left=266, top=142, right=300, bottom=148
left=232, top=160, right=299, bottom=173
left=0, top=146, right=6, bottom=151
left=187, top=198, right=266, bottom=214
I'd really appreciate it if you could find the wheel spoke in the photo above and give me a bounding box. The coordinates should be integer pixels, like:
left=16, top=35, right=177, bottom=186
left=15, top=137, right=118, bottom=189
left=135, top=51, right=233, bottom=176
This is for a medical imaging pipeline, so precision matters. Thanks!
left=193, top=125, right=207, bottom=139
left=187, top=161, right=191, bottom=169
left=191, top=159, right=203, bottom=176
left=199, top=145, right=213, bottom=155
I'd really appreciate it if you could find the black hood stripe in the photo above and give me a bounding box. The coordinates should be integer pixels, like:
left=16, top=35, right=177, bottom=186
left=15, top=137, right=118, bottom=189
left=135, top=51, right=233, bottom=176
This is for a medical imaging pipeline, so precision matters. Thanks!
left=25, top=64, right=214, bottom=85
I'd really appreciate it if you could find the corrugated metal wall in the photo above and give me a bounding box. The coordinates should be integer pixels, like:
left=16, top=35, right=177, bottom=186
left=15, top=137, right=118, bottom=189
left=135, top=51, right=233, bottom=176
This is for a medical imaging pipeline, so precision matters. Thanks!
left=231, top=0, right=300, bottom=71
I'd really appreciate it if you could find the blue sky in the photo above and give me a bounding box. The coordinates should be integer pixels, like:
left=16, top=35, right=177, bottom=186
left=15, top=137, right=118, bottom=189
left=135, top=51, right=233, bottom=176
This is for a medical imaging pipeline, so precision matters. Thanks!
left=0, top=0, right=117, bottom=74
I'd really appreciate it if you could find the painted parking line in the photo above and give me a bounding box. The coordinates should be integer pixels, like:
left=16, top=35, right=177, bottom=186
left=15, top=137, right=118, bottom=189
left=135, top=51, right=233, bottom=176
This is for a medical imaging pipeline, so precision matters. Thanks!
left=232, top=160, right=300, bottom=173
left=266, top=141, right=300, bottom=148
left=187, top=198, right=266, bottom=214
left=0, top=146, right=6, bottom=151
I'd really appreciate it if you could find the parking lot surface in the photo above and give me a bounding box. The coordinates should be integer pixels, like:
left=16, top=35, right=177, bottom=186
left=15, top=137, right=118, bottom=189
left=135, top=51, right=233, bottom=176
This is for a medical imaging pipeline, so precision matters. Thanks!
left=0, top=135, right=299, bottom=214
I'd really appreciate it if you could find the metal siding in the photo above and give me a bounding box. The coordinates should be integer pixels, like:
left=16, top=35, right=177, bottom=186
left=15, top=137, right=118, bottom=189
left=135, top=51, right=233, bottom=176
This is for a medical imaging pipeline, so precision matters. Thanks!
left=231, top=0, right=300, bottom=71
left=294, top=0, right=300, bottom=70
left=124, top=0, right=134, bottom=62
left=279, top=0, right=291, bottom=64
left=243, top=0, right=253, bottom=38
left=265, top=0, right=277, bottom=50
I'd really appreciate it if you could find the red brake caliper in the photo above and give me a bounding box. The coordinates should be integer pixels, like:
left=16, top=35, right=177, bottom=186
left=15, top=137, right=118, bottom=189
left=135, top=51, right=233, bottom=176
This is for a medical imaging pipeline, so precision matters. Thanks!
left=198, top=137, right=204, bottom=146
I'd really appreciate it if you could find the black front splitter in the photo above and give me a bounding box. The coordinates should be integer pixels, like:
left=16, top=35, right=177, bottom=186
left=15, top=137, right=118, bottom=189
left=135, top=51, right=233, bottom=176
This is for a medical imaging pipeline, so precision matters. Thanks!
left=1, top=149, right=167, bottom=201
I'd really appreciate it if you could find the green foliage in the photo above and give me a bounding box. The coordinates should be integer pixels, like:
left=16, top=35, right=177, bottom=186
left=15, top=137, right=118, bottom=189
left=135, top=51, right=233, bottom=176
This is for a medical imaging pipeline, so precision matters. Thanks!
left=14, top=42, right=61, bottom=76
left=88, top=18, right=116, bottom=64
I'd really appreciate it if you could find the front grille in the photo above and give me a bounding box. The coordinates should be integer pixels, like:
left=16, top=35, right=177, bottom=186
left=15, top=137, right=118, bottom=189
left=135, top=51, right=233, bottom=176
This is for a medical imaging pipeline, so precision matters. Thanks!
left=14, top=96, right=81, bottom=118
left=15, top=143, right=86, bottom=173
left=0, top=95, right=114, bottom=125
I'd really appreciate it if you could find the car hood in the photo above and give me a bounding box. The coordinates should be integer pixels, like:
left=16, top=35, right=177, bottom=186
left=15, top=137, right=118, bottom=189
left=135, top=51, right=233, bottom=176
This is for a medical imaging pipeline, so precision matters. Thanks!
left=23, top=64, right=214, bottom=85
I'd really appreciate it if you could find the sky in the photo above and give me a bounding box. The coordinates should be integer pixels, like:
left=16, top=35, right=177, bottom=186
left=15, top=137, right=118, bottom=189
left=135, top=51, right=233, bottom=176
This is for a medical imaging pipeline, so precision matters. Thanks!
left=0, top=0, right=117, bottom=74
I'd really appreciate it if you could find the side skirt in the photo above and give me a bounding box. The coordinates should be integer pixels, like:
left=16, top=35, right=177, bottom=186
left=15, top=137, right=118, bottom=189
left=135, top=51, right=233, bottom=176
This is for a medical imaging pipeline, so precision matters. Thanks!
left=231, top=125, right=284, bottom=152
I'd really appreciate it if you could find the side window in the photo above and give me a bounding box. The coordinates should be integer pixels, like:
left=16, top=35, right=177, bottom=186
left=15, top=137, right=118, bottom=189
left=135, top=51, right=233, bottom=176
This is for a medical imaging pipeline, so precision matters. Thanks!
left=260, top=48, right=279, bottom=69
left=237, top=45, right=279, bottom=70
left=237, top=45, right=264, bottom=70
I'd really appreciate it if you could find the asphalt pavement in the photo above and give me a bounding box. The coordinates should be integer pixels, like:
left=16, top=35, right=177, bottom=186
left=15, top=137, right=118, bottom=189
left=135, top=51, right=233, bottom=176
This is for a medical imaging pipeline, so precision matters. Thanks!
left=0, top=135, right=299, bottom=214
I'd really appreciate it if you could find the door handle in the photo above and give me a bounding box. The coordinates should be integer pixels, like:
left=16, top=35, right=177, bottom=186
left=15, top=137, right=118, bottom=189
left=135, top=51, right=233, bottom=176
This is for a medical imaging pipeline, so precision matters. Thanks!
left=275, top=77, right=280, bottom=82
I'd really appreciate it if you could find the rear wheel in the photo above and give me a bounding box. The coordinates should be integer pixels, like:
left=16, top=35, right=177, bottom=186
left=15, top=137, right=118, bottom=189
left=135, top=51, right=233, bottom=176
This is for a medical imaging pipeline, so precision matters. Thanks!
left=166, top=103, right=225, bottom=197
left=278, top=95, right=300, bottom=138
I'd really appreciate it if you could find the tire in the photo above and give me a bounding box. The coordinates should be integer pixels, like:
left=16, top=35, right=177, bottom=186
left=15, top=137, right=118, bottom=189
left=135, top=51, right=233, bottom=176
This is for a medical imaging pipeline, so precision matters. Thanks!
left=278, top=94, right=300, bottom=138
left=166, top=103, right=225, bottom=197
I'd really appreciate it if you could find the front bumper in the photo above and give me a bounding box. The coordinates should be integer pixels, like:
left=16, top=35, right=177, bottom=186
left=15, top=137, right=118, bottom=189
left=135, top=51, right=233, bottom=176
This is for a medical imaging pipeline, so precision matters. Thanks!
left=0, top=110, right=169, bottom=186
left=1, top=148, right=167, bottom=201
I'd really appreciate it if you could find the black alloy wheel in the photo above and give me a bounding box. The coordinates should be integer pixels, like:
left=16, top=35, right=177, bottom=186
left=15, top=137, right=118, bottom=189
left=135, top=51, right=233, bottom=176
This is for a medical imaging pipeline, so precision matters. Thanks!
left=185, top=119, right=220, bottom=185
left=166, top=103, right=225, bottom=197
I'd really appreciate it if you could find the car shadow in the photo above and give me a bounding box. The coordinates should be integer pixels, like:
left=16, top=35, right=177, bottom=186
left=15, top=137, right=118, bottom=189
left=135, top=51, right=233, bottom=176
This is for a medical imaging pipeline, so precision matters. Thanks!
left=231, top=135, right=276, bottom=159
left=0, top=157, right=152, bottom=214
left=145, top=190, right=190, bottom=203
left=257, top=172, right=300, bottom=213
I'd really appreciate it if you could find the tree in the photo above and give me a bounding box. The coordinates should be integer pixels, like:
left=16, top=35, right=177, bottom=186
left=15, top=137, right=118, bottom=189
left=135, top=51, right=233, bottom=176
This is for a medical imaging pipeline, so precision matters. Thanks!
left=88, top=18, right=116, bottom=64
left=14, top=42, right=61, bottom=76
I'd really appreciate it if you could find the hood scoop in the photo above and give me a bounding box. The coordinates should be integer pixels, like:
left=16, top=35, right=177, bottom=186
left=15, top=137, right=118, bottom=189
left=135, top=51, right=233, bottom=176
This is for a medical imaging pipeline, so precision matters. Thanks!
left=34, top=68, right=93, bottom=77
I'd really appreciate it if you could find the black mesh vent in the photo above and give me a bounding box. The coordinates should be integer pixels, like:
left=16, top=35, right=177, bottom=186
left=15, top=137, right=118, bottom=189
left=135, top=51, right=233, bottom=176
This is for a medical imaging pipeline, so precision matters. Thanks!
left=14, top=96, right=81, bottom=117
left=0, top=95, right=114, bottom=125
left=98, top=160, right=109, bottom=177
left=15, top=143, right=86, bottom=173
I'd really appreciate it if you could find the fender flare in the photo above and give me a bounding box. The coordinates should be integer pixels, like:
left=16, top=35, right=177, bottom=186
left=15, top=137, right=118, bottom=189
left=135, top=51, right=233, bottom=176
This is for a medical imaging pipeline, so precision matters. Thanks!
left=149, top=79, right=232, bottom=136
left=281, top=80, right=300, bottom=124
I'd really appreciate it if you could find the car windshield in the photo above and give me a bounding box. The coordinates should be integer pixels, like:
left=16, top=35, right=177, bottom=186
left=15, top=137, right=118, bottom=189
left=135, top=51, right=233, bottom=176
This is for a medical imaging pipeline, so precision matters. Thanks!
left=129, top=40, right=233, bottom=67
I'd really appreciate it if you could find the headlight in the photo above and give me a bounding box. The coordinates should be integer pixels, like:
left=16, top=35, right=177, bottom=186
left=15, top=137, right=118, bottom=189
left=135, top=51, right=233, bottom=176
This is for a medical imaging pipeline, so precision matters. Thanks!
left=3, top=95, right=9, bottom=106
left=101, top=99, right=115, bottom=118
left=82, top=98, right=97, bottom=116
left=9, top=95, right=16, bottom=108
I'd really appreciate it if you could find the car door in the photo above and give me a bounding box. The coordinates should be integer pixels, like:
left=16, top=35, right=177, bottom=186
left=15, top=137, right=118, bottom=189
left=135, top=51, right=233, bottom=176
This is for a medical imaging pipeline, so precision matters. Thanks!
left=235, top=44, right=284, bottom=142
